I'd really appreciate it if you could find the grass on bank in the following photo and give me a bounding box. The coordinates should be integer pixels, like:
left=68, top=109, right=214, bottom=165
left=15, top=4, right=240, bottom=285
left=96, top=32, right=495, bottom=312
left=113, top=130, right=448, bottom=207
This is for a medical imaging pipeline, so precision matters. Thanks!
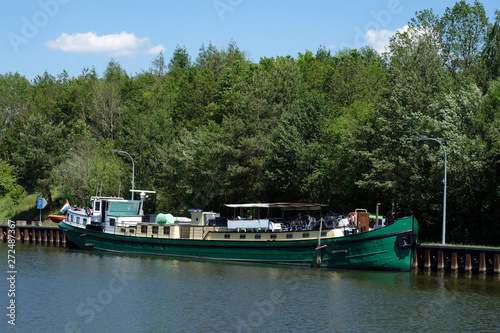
left=1, top=190, right=62, bottom=227
left=421, top=242, right=499, bottom=249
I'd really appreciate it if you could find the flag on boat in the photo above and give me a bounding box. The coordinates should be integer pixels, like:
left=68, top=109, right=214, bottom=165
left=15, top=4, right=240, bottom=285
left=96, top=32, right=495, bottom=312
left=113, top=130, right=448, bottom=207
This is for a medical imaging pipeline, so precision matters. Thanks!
left=61, top=200, right=70, bottom=213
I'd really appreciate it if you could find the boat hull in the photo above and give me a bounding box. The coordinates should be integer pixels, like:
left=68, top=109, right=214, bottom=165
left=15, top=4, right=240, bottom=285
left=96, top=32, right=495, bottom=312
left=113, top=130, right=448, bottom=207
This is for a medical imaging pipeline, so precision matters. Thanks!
left=59, top=217, right=418, bottom=271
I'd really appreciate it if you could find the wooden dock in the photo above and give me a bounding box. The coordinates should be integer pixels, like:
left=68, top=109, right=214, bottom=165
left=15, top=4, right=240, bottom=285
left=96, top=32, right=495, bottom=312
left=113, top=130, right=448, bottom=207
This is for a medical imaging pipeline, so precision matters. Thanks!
left=1, top=220, right=68, bottom=244
left=414, top=244, right=500, bottom=274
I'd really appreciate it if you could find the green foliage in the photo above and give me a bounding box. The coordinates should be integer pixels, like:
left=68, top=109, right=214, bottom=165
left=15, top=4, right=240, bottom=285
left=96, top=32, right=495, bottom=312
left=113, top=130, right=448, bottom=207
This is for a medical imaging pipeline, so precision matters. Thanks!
left=440, top=0, right=488, bottom=75
left=0, top=160, right=25, bottom=204
left=56, top=133, right=129, bottom=205
left=265, top=91, right=330, bottom=201
left=1, top=4, right=500, bottom=245
left=483, top=10, right=500, bottom=82
left=10, top=112, right=69, bottom=209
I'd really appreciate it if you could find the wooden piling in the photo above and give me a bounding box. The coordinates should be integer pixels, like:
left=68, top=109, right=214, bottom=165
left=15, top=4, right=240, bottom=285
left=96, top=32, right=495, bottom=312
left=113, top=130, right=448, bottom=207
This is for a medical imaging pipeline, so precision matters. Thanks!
left=465, top=253, right=472, bottom=272
left=424, top=249, right=431, bottom=269
left=416, top=245, right=500, bottom=275
left=451, top=252, right=458, bottom=270
left=412, top=250, right=418, bottom=269
left=2, top=225, right=67, bottom=244
left=437, top=250, right=444, bottom=270
left=15, top=226, right=21, bottom=240
left=479, top=252, right=486, bottom=273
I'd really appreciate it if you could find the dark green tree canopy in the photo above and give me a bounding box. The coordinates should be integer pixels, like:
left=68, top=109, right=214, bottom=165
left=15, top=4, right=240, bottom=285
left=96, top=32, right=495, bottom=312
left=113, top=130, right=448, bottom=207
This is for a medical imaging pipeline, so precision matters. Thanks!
left=1, top=2, right=500, bottom=245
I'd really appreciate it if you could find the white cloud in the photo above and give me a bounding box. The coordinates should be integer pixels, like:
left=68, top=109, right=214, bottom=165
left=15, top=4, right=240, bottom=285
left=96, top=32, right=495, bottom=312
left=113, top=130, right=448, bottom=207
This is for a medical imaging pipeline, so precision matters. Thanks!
left=146, top=44, right=166, bottom=55
left=365, top=25, right=408, bottom=54
left=45, top=31, right=165, bottom=56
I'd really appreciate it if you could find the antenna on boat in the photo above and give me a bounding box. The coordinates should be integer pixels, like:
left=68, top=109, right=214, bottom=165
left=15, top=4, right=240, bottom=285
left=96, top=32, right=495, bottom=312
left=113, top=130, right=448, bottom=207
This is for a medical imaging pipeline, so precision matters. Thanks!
left=130, top=190, right=156, bottom=215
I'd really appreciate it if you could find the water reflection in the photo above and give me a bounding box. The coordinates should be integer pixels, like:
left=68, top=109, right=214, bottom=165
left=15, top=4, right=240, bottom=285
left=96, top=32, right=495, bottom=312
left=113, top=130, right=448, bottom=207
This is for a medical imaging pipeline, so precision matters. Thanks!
left=1, top=242, right=498, bottom=333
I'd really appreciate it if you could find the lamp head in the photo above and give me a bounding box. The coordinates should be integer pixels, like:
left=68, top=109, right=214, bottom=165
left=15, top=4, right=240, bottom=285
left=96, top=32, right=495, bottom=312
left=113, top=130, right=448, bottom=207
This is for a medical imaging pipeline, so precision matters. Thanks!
left=418, top=135, right=429, bottom=140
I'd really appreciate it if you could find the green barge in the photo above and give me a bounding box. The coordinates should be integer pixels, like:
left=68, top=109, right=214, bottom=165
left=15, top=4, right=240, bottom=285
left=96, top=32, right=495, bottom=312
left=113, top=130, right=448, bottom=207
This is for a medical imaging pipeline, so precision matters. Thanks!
left=59, top=193, right=418, bottom=271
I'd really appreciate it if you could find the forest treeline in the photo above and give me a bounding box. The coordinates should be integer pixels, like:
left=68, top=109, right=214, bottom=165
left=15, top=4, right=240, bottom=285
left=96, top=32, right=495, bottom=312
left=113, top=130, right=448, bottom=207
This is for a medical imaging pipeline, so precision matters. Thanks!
left=1, top=1, right=499, bottom=244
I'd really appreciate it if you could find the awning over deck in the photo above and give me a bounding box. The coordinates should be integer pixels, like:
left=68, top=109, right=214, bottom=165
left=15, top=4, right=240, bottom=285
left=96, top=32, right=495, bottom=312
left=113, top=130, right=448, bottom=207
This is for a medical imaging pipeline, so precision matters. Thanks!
left=224, top=203, right=328, bottom=211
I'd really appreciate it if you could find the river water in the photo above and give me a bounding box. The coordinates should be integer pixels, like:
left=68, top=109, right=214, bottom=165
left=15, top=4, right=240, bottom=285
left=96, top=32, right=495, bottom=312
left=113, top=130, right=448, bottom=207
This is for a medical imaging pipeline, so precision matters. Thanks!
left=1, top=241, right=499, bottom=333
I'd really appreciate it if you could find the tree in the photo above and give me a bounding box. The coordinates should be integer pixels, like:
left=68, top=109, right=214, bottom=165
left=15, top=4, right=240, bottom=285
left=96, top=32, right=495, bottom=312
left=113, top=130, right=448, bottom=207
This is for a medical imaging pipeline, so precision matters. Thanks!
left=416, top=85, right=484, bottom=243
left=86, top=60, right=129, bottom=140
left=168, top=46, right=191, bottom=73
left=0, top=72, right=30, bottom=128
left=195, top=42, right=225, bottom=78
left=321, top=47, right=387, bottom=110
left=387, top=27, right=451, bottom=113
left=0, top=72, right=31, bottom=159
left=158, top=121, right=228, bottom=210
left=472, top=79, right=500, bottom=244
left=265, top=91, right=330, bottom=202
left=483, top=10, right=500, bottom=82
left=317, top=101, right=376, bottom=212
left=10, top=113, right=69, bottom=209
left=55, top=134, right=128, bottom=205
left=0, top=160, right=25, bottom=205
left=440, top=0, right=488, bottom=74
left=150, top=51, right=167, bottom=77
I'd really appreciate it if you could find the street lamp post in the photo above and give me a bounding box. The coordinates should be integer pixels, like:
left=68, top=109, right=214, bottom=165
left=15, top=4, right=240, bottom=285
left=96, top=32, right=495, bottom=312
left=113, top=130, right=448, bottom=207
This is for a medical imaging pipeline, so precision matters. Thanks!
left=418, top=135, right=447, bottom=245
left=110, top=149, right=135, bottom=200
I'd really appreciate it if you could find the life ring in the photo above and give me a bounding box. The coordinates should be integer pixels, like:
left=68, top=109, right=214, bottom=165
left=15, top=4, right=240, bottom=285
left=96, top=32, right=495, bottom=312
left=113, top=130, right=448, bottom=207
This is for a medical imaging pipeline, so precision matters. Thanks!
left=348, top=213, right=356, bottom=224
left=86, top=208, right=92, bottom=217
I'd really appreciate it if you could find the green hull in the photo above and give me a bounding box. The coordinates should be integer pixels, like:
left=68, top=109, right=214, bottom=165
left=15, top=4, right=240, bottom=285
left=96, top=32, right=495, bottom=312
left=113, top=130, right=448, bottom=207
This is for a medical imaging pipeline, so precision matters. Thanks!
left=59, top=216, right=418, bottom=271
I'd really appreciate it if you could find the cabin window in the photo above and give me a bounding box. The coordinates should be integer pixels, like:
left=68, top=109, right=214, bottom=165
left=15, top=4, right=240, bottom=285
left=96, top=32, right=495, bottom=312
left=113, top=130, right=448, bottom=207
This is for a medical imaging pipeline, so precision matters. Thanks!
left=110, top=218, right=116, bottom=227
left=224, top=234, right=231, bottom=239
left=321, top=231, right=327, bottom=237
left=83, top=218, right=88, bottom=225
left=286, top=234, right=293, bottom=239
left=302, top=233, right=310, bottom=238
left=240, top=234, right=246, bottom=239
left=152, top=226, right=158, bottom=234
left=141, top=225, right=148, bottom=233
left=94, top=201, right=101, bottom=212
left=120, top=228, right=126, bottom=233
left=71, top=215, right=74, bottom=223
left=270, top=234, right=277, bottom=239
left=76, top=216, right=80, bottom=224
left=163, top=227, right=170, bottom=235
left=255, top=235, right=261, bottom=239
left=130, top=229, right=135, bottom=234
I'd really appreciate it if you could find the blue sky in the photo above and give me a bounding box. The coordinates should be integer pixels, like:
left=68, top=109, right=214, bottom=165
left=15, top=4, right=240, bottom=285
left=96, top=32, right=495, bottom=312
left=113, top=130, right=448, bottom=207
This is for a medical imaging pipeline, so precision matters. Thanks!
left=2, top=0, right=499, bottom=81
